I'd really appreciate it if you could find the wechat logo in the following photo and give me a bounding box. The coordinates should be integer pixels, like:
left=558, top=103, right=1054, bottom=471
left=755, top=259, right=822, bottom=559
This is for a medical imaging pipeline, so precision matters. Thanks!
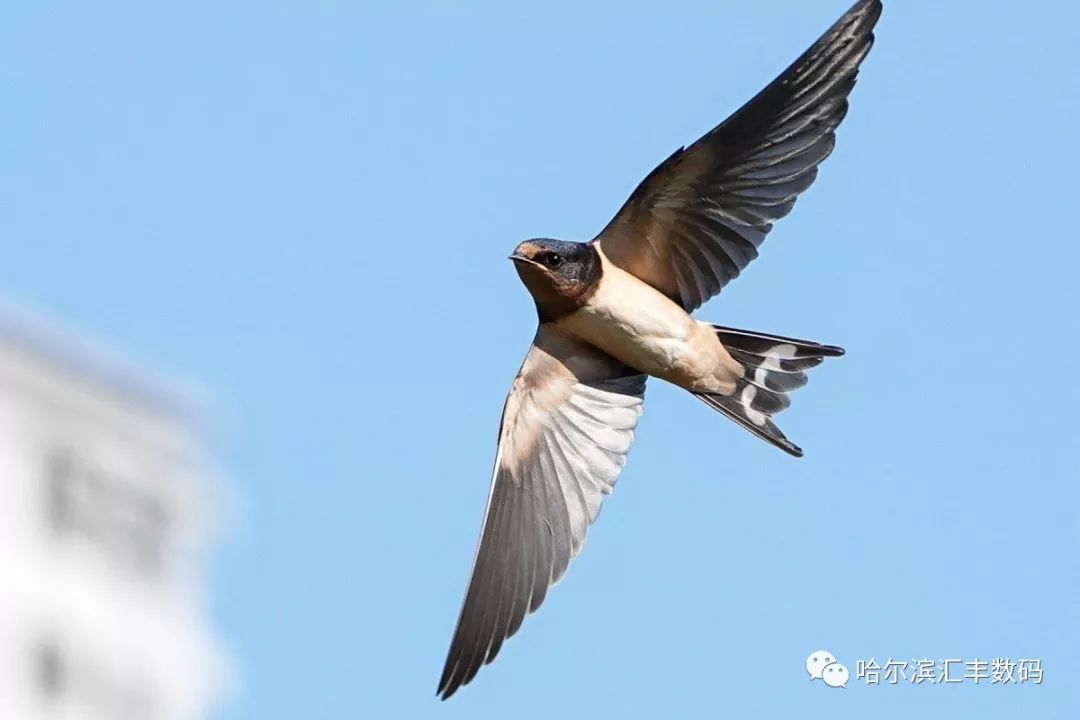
left=806, top=649, right=849, bottom=688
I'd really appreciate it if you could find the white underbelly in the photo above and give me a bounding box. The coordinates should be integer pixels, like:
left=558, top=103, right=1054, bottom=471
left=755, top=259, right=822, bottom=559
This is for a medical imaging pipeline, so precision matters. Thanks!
left=555, top=264, right=700, bottom=378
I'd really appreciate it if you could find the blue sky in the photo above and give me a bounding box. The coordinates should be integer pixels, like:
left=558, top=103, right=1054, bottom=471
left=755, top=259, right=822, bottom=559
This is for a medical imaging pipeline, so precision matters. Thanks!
left=3, top=1, right=1078, bottom=717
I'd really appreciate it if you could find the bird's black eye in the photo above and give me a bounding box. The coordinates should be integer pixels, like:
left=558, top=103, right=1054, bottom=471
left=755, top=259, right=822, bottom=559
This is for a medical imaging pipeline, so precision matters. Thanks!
left=543, top=252, right=563, bottom=268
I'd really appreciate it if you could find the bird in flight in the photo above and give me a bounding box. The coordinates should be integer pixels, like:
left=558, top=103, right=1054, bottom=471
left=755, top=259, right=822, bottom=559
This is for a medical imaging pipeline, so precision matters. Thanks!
left=438, top=0, right=881, bottom=699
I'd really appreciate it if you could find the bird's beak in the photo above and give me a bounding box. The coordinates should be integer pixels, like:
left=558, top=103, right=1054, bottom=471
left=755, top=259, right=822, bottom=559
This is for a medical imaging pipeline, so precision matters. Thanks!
left=509, top=252, right=540, bottom=267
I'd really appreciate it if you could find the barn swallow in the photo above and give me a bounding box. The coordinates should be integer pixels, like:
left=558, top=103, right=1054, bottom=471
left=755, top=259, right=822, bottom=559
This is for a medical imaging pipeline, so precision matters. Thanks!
left=438, top=0, right=881, bottom=699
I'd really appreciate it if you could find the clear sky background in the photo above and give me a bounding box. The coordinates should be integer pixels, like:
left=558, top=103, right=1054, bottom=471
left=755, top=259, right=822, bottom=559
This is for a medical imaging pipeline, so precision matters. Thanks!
left=2, top=1, right=1078, bottom=718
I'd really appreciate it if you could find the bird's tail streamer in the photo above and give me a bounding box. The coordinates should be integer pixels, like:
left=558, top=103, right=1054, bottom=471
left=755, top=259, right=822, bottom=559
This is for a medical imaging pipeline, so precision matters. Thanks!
left=693, top=325, right=844, bottom=457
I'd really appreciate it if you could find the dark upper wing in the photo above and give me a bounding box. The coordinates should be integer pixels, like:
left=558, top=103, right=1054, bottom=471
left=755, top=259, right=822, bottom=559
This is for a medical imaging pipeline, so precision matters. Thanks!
left=594, top=0, right=881, bottom=311
left=437, top=327, right=646, bottom=700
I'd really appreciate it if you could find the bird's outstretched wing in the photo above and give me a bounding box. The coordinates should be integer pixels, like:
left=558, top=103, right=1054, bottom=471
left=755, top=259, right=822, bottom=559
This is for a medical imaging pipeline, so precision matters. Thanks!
left=594, top=0, right=881, bottom=311
left=437, top=327, right=646, bottom=700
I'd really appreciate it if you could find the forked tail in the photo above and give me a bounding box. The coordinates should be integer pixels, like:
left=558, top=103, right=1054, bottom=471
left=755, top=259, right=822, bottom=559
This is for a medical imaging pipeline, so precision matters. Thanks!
left=694, top=325, right=844, bottom=457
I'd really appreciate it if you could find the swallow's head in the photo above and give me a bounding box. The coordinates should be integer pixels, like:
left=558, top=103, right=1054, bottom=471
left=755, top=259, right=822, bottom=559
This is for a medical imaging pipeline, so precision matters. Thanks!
left=509, top=239, right=602, bottom=322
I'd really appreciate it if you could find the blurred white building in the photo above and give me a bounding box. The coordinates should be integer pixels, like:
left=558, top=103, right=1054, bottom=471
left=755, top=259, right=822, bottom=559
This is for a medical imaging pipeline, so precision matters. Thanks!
left=0, top=307, right=228, bottom=720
